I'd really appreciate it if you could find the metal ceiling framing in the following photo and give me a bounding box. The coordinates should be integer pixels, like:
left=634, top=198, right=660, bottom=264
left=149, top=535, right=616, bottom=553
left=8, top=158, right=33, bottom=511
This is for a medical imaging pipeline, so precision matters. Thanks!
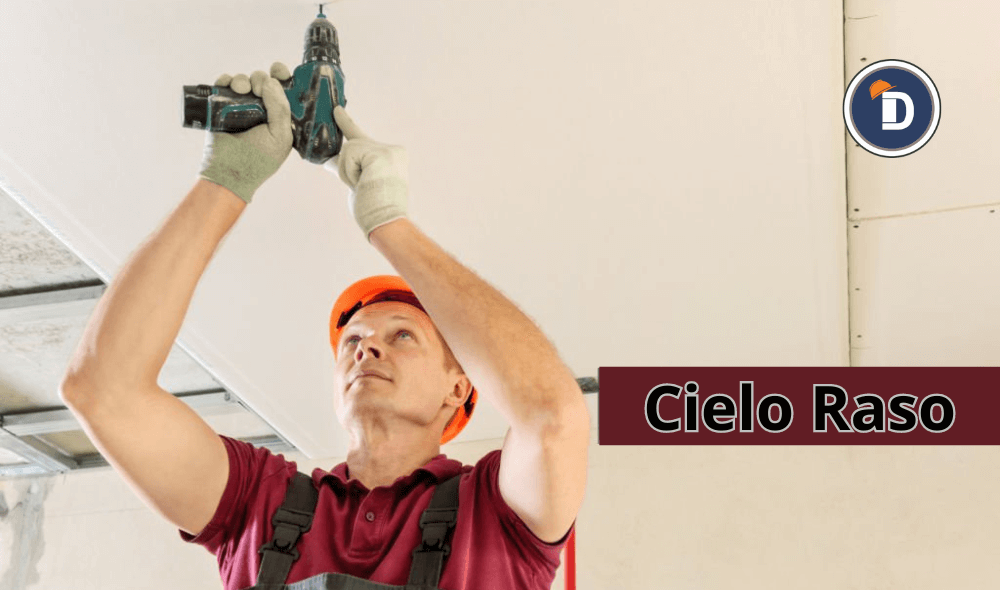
left=0, top=184, right=297, bottom=480
left=0, top=388, right=292, bottom=479
left=0, top=179, right=600, bottom=479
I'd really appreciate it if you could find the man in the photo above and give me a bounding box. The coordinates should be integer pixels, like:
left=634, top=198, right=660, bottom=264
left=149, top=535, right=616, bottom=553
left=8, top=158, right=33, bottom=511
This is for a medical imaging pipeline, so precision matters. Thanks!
left=60, top=63, right=589, bottom=590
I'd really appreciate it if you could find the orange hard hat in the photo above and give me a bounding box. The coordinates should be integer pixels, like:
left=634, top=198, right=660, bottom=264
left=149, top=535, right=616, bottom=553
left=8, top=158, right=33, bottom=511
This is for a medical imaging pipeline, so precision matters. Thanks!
left=869, top=79, right=896, bottom=100
left=329, top=275, right=477, bottom=444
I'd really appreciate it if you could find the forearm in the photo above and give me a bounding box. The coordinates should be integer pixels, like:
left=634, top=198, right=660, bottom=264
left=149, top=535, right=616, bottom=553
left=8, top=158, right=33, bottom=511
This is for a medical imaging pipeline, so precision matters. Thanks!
left=63, top=180, right=246, bottom=394
left=369, top=219, right=585, bottom=430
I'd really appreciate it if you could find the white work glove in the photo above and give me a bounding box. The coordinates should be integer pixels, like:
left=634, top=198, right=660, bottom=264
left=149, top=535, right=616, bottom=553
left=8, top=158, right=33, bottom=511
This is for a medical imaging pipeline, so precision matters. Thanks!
left=324, top=106, right=409, bottom=241
left=199, top=62, right=294, bottom=204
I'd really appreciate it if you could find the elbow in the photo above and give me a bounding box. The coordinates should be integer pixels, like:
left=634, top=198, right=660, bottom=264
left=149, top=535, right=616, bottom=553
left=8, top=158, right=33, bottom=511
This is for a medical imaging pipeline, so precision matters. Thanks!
left=58, top=372, right=89, bottom=406
left=59, top=369, right=108, bottom=408
left=59, top=360, right=148, bottom=406
left=59, top=353, right=101, bottom=404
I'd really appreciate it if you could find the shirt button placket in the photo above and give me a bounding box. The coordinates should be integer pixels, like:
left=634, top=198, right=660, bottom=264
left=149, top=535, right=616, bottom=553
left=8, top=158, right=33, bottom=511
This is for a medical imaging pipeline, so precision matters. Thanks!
left=354, top=491, right=384, bottom=553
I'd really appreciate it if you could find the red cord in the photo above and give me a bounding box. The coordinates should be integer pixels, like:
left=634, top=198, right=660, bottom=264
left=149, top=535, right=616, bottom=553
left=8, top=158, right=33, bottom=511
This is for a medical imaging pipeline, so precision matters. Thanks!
left=565, top=528, right=576, bottom=590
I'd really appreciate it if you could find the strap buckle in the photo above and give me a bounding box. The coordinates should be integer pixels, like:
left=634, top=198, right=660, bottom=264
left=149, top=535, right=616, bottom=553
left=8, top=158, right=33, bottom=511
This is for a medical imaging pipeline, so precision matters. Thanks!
left=258, top=524, right=302, bottom=561
left=272, top=506, right=314, bottom=531
left=417, top=508, right=457, bottom=554
left=412, top=540, right=451, bottom=560
left=258, top=506, right=314, bottom=562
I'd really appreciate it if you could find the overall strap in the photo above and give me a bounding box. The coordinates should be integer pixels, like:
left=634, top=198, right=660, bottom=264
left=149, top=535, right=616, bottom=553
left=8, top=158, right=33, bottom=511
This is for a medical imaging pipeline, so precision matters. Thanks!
left=256, top=472, right=319, bottom=586
left=406, top=474, right=462, bottom=590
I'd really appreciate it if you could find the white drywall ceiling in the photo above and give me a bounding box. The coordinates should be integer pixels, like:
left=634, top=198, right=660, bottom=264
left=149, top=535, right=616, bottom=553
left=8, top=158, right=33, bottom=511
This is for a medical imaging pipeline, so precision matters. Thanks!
left=0, top=0, right=848, bottom=457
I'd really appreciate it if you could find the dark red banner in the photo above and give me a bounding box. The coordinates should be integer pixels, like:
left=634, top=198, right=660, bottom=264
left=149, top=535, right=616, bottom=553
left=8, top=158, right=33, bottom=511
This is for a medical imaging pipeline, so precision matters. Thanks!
left=598, top=367, right=1000, bottom=444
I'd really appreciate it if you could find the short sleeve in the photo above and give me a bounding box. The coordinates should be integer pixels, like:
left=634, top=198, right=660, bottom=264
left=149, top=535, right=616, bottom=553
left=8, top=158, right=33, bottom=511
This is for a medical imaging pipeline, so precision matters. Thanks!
left=178, top=435, right=297, bottom=554
left=476, top=449, right=575, bottom=570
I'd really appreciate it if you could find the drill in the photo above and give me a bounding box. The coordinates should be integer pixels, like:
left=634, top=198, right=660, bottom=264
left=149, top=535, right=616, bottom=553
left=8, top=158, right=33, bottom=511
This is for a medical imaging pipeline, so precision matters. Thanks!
left=181, top=6, right=347, bottom=164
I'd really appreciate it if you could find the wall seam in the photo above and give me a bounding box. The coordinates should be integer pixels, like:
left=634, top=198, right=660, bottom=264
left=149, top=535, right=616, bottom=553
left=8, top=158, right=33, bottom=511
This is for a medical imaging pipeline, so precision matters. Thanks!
left=843, top=0, right=856, bottom=367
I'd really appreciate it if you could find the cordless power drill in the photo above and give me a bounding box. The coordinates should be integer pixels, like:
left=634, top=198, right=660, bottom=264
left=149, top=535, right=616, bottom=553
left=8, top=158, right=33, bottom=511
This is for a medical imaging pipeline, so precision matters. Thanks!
left=181, top=6, right=347, bottom=164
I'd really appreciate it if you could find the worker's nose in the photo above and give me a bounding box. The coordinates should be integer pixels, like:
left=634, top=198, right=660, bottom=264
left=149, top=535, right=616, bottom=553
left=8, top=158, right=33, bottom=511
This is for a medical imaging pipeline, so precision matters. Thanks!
left=354, top=337, right=382, bottom=361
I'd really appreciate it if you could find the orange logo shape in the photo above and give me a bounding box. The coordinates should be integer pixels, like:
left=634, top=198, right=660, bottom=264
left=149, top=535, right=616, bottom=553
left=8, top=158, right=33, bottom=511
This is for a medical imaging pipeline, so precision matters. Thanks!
left=869, top=79, right=897, bottom=100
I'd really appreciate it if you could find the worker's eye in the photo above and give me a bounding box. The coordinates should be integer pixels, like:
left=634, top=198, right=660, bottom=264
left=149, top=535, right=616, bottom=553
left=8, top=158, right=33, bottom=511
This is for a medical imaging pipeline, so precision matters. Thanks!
left=397, top=330, right=413, bottom=340
left=344, top=335, right=360, bottom=346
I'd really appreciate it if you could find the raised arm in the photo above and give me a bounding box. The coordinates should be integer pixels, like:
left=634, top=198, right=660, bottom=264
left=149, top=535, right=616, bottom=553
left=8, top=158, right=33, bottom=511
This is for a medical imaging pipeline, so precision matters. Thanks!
left=371, top=220, right=590, bottom=542
left=60, top=180, right=243, bottom=536
left=330, top=106, right=590, bottom=543
left=60, top=64, right=293, bottom=536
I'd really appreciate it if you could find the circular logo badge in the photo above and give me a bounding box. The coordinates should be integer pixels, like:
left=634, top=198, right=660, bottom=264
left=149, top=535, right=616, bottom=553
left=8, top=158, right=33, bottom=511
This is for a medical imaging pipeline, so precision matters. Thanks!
left=844, top=59, right=941, bottom=157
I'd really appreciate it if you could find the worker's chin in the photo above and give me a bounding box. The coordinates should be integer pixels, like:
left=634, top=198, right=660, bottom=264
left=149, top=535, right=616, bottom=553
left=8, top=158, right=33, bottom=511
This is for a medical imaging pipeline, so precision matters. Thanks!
left=351, top=377, right=392, bottom=390
left=346, top=379, right=394, bottom=403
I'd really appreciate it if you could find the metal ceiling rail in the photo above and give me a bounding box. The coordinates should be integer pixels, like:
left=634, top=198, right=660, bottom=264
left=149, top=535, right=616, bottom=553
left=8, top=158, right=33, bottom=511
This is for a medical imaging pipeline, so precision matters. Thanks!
left=576, top=377, right=598, bottom=393
left=0, top=428, right=79, bottom=472
left=0, top=434, right=293, bottom=480
left=0, top=281, right=106, bottom=323
left=0, top=388, right=293, bottom=480
left=1, top=389, right=237, bottom=436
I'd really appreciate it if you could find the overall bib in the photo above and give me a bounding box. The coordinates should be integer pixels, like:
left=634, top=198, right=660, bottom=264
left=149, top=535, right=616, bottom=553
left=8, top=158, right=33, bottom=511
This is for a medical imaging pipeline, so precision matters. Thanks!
left=243, top=472, right=463, bottom=590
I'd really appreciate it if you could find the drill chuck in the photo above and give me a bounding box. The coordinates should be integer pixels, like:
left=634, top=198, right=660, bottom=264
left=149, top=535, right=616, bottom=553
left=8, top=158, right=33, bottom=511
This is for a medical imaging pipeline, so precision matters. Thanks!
left=304, top=14, right=341, bottom=63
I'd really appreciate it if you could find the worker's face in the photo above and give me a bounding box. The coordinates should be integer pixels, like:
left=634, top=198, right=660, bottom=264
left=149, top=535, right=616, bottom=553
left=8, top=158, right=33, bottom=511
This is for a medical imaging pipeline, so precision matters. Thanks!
left=332, top=301, right=469, bottom=437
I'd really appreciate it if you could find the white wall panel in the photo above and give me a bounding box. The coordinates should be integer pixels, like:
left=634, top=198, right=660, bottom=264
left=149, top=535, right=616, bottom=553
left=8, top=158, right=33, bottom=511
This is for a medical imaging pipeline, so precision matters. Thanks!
left=849, top=205, right=1000, bottom=365
left=845, top=0, right=1000, bottom=219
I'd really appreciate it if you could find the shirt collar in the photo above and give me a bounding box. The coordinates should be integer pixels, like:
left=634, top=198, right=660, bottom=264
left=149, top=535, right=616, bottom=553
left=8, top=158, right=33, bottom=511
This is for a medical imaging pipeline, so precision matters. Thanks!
left=312, top=453, right=464, bottom=491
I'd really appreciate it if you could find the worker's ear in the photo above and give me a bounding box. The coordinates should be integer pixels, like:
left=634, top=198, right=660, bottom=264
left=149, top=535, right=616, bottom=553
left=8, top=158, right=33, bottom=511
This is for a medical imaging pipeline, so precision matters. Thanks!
left=442, top=379, right=471, bottom=426
left=445, top=374, right=472, bottom=408
left=444, top=368, right=472, bottom=408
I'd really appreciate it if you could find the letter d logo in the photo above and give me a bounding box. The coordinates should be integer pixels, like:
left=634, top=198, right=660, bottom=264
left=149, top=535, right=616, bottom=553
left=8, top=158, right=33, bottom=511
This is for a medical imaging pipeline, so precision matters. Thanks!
left=844, top=60, right=941, bottom=157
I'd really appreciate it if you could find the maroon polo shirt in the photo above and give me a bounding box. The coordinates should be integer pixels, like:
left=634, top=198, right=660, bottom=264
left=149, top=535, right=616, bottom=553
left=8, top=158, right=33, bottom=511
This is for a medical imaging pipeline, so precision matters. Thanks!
left=180, top=435, right=573, bottom=590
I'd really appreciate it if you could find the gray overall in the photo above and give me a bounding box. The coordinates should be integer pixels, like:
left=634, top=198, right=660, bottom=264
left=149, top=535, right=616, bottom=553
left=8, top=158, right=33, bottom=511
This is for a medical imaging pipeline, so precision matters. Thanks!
left=242, top=472, right=462, bottom=590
